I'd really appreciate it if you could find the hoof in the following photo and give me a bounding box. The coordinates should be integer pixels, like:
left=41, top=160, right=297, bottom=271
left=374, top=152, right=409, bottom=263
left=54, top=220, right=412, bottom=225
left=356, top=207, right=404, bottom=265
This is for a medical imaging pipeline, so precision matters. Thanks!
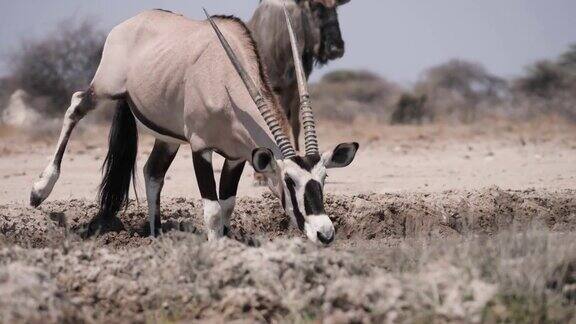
left=141, top=222, right=162, bottom=237
left=80, top=215, right=125, bottom=238
left=29, top=192, right=44, bottom=208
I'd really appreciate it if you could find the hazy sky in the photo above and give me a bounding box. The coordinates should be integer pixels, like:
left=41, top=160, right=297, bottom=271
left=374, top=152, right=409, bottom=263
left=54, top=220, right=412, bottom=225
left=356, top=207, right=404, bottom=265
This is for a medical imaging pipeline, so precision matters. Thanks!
left=0, top=0, right=575, bottom=84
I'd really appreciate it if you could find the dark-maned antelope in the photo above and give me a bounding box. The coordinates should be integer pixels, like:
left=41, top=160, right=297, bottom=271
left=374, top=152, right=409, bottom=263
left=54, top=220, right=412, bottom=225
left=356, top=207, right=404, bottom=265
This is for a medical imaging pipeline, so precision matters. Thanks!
left=29, top=8, right=358, bottom=245
left=248, top=0, right=350, bottom=151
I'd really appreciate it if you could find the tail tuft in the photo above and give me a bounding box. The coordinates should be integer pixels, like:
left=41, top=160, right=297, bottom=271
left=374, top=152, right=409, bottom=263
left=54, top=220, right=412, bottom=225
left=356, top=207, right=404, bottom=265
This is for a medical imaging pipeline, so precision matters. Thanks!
left=97, top=99, right=138, bottom=219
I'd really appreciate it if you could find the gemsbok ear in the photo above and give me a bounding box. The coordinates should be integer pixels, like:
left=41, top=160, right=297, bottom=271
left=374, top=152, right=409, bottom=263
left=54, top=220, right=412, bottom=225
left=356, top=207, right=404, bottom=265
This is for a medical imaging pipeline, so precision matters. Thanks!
left=322, top=142, right=359, bottom=169
left=252, top=148, right=278, bottom=174
left=337, top=0, right=351, bottom=5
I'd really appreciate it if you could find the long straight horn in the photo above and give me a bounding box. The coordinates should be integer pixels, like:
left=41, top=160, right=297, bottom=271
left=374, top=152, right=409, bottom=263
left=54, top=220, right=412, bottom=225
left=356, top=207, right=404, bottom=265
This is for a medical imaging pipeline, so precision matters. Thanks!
left=282, top=5, right=319, bottom=156
left=203, top=9, right=296, bottom=159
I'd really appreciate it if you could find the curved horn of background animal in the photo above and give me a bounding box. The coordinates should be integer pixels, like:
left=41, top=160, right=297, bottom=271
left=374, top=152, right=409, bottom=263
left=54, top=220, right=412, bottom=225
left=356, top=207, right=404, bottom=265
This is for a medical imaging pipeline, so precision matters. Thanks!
left=282, top=5, right=320, bottom=156
left=204, top=9, right=296, bottom=159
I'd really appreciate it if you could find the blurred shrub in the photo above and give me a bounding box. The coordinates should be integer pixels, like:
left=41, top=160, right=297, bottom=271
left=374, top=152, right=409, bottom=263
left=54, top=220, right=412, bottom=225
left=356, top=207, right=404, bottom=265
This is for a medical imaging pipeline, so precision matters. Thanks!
left=0, top=77, right=18, bottom=115
left=310, top=51, right=576, bottom=124
left=515, top=60, right=571, bottom=99
left=320, top=70, right=382, bottom=83
left=415, top=59, right=508, bottom=123
left=311, top=62, right=511, bottom=124
left=513, top=44, right=576, bottom=122
left=390, top=93, right=429, bottom=125
left=8, top=18, right=105, bottom=116
left=310, top=70, right=402, bottom=121
left=559, top=44, right=576, bottom=73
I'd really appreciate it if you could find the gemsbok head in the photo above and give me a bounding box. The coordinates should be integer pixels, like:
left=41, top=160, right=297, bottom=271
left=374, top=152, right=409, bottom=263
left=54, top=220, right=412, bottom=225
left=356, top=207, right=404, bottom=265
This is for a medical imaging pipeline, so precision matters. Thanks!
left=307, top=0, right=350, bottom=63
left=243, top=7, right=358, bottom=244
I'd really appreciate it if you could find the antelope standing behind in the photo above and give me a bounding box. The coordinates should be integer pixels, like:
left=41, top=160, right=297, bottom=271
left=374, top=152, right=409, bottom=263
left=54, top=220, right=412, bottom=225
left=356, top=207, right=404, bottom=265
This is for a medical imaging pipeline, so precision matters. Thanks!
left=29, top=8, right=358, bottom=245
left=248, top=0, right=350, bottom=151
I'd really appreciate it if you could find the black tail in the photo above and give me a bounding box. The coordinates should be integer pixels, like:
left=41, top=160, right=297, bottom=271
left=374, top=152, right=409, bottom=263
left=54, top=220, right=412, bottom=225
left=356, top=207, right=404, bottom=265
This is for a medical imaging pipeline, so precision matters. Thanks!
left=97, top=99, right=138, bottom=219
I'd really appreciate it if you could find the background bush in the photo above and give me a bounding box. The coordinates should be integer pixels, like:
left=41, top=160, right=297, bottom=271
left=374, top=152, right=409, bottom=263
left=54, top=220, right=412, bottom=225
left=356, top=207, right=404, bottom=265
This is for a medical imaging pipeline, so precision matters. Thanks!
left=311, top=70, right=402, bottom=122
left=7, top=18, right=105, bottom=116
left=512, top=45, right=576, bottom=122
left=1, top=14, right=574, bottom=125
left=311, top=45, right=576, bottom=124
left=414, top=59, right=508, bottom=123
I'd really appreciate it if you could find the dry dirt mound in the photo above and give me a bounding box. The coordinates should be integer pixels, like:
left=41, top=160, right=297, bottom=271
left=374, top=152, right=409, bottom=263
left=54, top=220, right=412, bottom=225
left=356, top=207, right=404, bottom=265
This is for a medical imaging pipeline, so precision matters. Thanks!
left=1, top=187, right=575, bottom=248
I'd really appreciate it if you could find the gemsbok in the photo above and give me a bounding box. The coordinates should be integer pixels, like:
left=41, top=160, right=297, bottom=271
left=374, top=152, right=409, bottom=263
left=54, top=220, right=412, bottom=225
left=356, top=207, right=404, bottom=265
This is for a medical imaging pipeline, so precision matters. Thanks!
left=249, top=0, right=351, bottom=151
left=29, top=8, right=358, bottom=245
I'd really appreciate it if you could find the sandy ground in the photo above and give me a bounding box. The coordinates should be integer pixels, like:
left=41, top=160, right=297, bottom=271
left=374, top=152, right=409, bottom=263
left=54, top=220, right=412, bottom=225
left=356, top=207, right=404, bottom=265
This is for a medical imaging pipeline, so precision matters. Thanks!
left=1, top=121, right=575, bottom=322
left=1, top=121, right=575, bottom=204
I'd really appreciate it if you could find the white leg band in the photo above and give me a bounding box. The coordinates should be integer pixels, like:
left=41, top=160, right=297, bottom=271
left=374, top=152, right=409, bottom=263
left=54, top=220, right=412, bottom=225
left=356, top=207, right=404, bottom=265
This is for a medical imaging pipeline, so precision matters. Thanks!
left=203, top=199, right=222, bottom=241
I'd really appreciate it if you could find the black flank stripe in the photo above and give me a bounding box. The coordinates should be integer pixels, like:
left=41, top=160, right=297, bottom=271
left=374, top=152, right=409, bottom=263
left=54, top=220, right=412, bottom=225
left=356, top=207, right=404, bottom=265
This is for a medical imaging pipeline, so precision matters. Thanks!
left=127, top=96, right=188, bottom=142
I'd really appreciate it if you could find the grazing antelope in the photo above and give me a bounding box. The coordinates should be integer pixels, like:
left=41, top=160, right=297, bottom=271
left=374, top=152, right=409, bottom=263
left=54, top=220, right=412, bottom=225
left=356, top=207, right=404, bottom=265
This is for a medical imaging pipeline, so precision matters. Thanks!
left=248, top=0, right=350, bottom=151
left=29, top=8, right=358, bottom=245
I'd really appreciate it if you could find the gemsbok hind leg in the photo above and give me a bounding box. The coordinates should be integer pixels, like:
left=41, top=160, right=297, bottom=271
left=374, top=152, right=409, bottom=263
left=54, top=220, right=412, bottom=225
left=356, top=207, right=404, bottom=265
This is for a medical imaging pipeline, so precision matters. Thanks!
left=192, top=149, right=223, bottom=241
left=219, top=159, right=246, bottom=237
left=30, top=89, right=96, bottom=207
left=143, top=140, right=179, bottom=236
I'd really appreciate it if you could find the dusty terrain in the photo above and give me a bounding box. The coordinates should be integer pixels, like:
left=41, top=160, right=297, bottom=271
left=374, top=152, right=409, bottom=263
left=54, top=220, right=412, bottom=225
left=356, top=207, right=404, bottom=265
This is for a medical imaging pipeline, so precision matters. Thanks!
left=2, top=120, right=576, bottom=204
left=1, top=120, right=576, bottom=323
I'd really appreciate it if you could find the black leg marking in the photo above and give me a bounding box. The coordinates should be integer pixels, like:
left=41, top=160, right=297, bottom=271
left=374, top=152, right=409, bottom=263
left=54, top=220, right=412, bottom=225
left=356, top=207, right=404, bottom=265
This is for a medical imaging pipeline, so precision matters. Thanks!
left=192, top=150, right=218, bottom=201
left=144, top=140, right=179, bottom=236
left=219, top=159, right=246, bottom=201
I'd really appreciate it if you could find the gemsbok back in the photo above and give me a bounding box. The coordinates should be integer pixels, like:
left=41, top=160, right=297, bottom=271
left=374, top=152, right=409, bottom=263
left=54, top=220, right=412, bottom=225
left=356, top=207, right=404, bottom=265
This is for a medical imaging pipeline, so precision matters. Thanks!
left=29, top=8, right=359, bottom=245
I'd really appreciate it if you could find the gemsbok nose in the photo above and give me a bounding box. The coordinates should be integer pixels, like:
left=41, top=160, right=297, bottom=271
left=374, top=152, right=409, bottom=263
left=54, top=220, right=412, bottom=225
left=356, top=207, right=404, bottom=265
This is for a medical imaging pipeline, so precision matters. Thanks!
left=317, top=231, right=335, bottom=245
left=329, top=44, right=344, bottom=58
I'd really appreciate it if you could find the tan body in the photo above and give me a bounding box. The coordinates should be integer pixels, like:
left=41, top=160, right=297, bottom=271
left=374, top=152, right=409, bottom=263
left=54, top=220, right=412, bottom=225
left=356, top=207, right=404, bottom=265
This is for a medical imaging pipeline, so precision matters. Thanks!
left=95, top=10, right=285, bottom=160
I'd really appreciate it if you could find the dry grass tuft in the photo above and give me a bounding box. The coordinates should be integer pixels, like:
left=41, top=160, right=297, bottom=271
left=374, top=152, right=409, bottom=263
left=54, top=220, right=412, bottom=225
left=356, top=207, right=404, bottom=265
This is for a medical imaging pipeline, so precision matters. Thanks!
left=0, top=230, right=574, bottom=322
left=1, top=190, right=575, bottom=322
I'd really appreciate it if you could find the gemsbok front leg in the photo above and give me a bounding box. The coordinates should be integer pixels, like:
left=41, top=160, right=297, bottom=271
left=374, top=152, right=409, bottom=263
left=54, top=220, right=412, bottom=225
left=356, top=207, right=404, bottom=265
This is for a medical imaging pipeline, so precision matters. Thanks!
left=143, top=140, right=179, bottom=236
left=219, top=159, right=246, bottom=236
left=192, top=149, right=223, bottom=241
left=30, top=89, right=96, bottom=207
